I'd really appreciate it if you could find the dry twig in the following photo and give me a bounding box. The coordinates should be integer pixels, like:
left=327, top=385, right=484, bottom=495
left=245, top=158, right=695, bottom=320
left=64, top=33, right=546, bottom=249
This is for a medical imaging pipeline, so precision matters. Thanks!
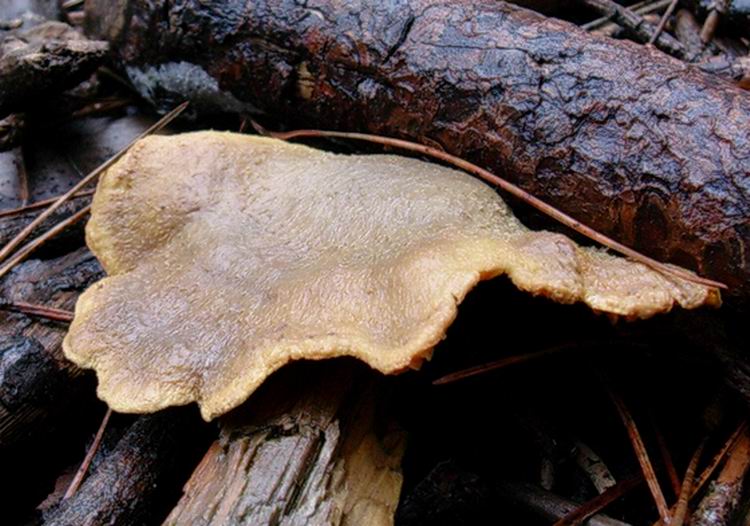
left=0, top=205, right=91, bottom=279
left=0, top=190, right=95, bottom=219
left=607, top=389, right=671, bottom=523
left=496, top=481, right=632, bottom=525
left=671, top=440, right=705, bottom=526
left=583, top=0, right=671, bottom=30
left=433, top=347, right=566, bottom=386
left=1, top=301, right=74, bottom=322
left=653, top=422, right=749, bottom=526
left=651, top=417, right=682, bottom=499
left=553, top=475, right=642, bottom=526
left=579, top=0, right=685, bottom=57
left=648, top=0, right=680, bottom=44
left=63, top=408, right=113, bottom=499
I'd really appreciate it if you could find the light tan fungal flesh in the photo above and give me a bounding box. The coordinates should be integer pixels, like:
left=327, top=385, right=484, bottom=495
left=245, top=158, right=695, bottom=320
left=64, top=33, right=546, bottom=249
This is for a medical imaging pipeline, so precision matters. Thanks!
left=62, top=132, right=720, bottom=420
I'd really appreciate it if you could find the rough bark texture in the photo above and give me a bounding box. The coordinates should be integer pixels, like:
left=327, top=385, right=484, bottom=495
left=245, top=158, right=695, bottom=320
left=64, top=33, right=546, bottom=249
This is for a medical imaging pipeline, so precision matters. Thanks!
left=0, top=21, right=108, bottom=117
left=85, top=0, right=750, bottom=300
left=164, top=361, right=405, bottom=526
left=45, top=408, right=211, bottom=526
left=0, top=248, right=102, bottom=448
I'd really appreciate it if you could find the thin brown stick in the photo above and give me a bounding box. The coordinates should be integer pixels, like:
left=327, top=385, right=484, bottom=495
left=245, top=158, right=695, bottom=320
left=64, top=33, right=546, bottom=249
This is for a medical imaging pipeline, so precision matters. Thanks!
left=648, top=0, right=680, bottom=44
left=651, top=417, right=682, bottom=499
left=433, top=345, right=572, bottom=385
left=0, top=205, right=91, bottom=279
left=579, top=0, right=685, bottom=57
left=584, top=0, right=672, bottom=30
left=2, top=301, right=74, bottom=322
left=553, top=474, right=642, bottom=526
left=0, top=189, right=95, bottom=219
left=608, top=389, right=671, bottom=523
left=0, top=102, right=188, bottom=269
left=70, top=98, right=132, bottom=120
left=261, top=126, right=725, bottom=290
left=14, top=148, right=29, bottom=206
left=63, top=408, right=113, bottom=499
left=671, top=440, right=705, bottom=526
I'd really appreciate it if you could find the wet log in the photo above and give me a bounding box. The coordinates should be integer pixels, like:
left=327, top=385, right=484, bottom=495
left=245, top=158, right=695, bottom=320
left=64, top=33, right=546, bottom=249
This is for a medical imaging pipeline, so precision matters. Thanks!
left=165, top=361, right=405, bottom=526
left=0, top=21, right=108, bottom=117
left=44, top=407, right=211, bottom=526
left=85, top=0, right=750, bottom=300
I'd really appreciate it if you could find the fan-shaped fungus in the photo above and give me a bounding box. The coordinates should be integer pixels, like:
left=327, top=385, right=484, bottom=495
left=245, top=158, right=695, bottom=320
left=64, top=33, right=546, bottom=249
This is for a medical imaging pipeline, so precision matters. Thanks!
left=63, top=132, right=719, bottom=420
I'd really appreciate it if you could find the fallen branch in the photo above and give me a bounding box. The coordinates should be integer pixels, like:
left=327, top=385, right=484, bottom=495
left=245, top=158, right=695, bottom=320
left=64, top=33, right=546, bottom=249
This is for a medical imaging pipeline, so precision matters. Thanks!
left=0, top=21, right=107, bottom=116
left=579, top=0, right=685, bottom=55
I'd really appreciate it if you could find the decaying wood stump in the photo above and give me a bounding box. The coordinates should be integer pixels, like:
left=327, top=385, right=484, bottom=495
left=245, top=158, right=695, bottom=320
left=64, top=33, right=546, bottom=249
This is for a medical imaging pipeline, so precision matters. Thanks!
left=165, top=361, right=406, bottom=526
left=85, top=0, right=750, bottom=300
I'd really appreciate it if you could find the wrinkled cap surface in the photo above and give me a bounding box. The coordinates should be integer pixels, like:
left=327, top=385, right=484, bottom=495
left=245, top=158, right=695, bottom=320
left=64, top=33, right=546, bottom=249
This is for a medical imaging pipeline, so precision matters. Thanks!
left=63, top=132, right=720, bottom=420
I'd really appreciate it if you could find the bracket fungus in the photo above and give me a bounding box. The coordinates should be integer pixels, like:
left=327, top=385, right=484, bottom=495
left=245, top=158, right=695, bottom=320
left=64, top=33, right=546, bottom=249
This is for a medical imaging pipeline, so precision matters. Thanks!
left=62, top=132, right=720, bottom=420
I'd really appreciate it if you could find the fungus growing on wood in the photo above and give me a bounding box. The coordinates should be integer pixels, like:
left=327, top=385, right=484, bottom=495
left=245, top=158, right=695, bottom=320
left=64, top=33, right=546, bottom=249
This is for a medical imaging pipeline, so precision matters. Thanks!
left=62, top=132, right=720, bottom=420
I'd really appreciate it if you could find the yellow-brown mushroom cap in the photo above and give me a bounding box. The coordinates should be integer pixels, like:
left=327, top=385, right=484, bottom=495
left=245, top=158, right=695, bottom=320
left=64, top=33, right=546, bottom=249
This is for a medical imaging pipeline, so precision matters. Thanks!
left=62, top=131, right=720, bottom=420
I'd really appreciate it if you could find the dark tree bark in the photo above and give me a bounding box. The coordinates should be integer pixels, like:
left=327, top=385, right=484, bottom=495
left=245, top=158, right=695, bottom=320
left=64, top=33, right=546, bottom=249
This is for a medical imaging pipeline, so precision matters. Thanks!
left=44, top=408, right=211, bottom=526
left=0, top=21, right=108, bottom=117
left=85, top=0, right=750, bottom=300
